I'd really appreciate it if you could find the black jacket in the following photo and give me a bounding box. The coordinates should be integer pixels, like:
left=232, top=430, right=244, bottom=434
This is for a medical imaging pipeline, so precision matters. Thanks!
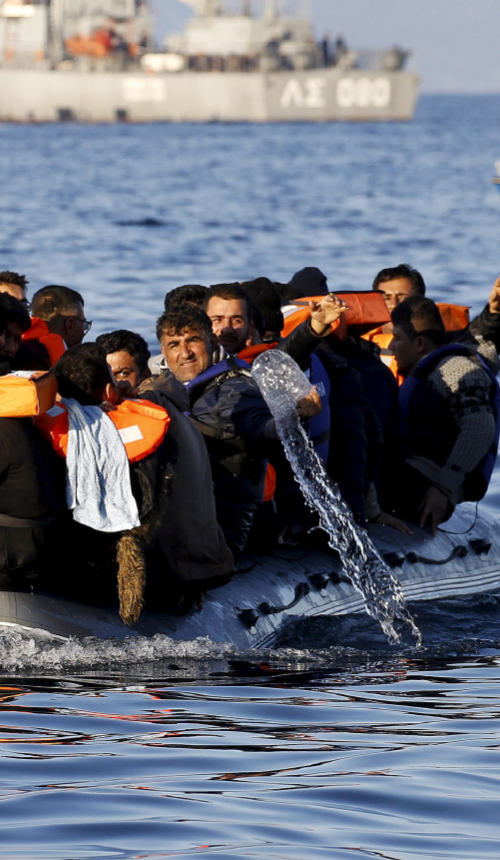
left=138, top=375, right=235, bottom=585
left=186, top=361, right=277, bottom=555
left=320, top=335, right=399, bottom=496
left=0, top=417, right=65, bottom=583
left=312, top=345, right=368, bottom=524
left=278, top=318, right=331, bottom=370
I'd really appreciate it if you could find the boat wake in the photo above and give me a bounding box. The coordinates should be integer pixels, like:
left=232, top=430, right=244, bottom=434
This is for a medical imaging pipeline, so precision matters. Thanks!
left=0, top=628, right=235, bottom=673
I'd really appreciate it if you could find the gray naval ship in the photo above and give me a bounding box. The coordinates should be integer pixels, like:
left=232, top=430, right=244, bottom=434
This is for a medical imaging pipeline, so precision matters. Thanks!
left=0, top=0, right=419, bottom=122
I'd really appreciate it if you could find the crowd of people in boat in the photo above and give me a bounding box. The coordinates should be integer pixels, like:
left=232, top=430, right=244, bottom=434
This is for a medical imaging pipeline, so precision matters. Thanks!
left=0, top=263, right=498, bottom=624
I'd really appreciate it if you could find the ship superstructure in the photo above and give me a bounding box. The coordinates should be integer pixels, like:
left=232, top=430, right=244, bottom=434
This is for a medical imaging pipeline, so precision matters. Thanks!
left=0, top=0, right=419, bottom=122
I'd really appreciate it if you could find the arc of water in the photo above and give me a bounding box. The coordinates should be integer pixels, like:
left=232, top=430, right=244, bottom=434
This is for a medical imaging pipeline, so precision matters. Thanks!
left=252, top=350, right=421, bottom=646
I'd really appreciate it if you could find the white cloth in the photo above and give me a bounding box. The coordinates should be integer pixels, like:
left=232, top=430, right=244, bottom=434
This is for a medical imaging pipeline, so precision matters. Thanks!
left=64, top=398, right=141, bottom=533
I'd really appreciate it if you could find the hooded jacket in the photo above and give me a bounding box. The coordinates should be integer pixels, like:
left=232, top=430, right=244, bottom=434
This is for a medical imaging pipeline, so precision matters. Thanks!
left=182, top=357, right=277, bottom=554
left=138, top=374, right=235, bottom=583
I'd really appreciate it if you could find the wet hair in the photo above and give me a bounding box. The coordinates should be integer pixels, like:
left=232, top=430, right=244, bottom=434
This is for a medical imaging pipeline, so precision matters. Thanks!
left=96, top=329, right=151, bottom=376
left=0, top=271, right=29, bottom=292
left=164, top=284, right=208, bottom=311
left=156, top=303, right=213, bottom=342
left=55, top=343, right=113, bottom=406
left=204, top=282, right=264, bottom=337
left=0, top=293, right=31, bottom=333
left=373, top=264, right=426, bottom=296
left=31, top=285, right=84, bottom=321
left=391, top=296, right=445, bottom=345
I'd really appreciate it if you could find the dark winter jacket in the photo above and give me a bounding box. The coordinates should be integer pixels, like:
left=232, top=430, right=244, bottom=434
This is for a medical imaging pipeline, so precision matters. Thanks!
left=137, top=374, right=235, bottom=585
left=278, top=318, right=335, bottom=370
left=312, top=345, right=368, bottom=525
left=320, top=335, right=400, bottom=496
left=185, top=358, right=277, bottom=555
left=0, top=417, right=65, bottom=584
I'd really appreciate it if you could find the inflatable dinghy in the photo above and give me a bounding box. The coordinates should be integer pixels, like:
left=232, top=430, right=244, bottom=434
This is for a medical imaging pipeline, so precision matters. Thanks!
left=0, top=505, right=498, bottom=649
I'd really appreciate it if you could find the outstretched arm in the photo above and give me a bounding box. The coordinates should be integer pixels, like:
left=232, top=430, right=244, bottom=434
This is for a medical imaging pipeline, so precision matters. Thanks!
left=277, top=295, right=348, bottom=369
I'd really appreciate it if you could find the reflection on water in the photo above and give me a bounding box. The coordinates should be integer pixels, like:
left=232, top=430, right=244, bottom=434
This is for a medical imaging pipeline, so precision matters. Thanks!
left=1, top=657, right=500, bottom=859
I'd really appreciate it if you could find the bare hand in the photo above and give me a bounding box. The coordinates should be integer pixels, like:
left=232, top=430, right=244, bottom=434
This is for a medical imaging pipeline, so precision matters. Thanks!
left=374, top=511, right=414, bottom=535
left=297, top=386, right=322, bottom=418
left=489, top=276, right=500, bottom=314
left=309, top=294, right=348, bottom=336
left=418, top=486, right=449, bottom=536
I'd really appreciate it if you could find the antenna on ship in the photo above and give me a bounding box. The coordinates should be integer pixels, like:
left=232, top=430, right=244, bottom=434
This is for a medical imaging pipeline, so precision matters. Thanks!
left=263, top=0, right=278, bottom=21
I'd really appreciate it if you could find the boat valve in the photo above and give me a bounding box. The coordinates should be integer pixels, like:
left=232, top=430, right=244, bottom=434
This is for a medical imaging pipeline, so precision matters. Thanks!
left=384, top=552, right=405, bottom=568
left=309, top=573, right=331, bottom=591
left=238, top=608, right=260, bottom=631
left=469, top=538, right=492, bottom=556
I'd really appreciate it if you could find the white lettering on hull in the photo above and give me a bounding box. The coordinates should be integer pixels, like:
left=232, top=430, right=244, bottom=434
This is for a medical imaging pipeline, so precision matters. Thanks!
left=280, top=77, right=391, bottom=111
left=280, top=78, right=326, bottom=109
left=123, top=78, right=166, bottom=103
left=337, top=78, right=391, bottom=109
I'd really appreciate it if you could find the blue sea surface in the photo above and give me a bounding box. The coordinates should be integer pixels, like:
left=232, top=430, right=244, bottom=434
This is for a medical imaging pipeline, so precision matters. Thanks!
left=1, top=95, right=500, bottom=858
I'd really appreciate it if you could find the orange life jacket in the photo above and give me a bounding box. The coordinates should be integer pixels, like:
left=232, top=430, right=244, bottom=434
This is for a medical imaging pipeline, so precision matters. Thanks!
left=281, top=291, right=390, bottom=340
left=336, top=291, right=391, bottom=332
left=0, top=370, right=58, bottom=418
left=22, top=318, right=66, bottom=367
left=238, top=343, right=278, bottom=364
left=436, top=302, right=470, bottom=332
left=35, top=397, right=170, bottom=463
left=281, top=297, right=347, bottom=340
left=364, top=303, right=471, bottom=384
left=363, top=329, right=395, bottom=365
left=263, top=463, right=277, bottom=503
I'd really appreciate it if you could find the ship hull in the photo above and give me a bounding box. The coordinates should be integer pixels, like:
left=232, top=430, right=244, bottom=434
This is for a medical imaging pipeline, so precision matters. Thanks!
left=0, top=67, right=419, bottom=122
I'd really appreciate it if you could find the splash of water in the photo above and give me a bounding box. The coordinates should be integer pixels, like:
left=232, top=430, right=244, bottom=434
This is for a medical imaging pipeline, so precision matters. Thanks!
left=252, top=350, right=421, bottom=646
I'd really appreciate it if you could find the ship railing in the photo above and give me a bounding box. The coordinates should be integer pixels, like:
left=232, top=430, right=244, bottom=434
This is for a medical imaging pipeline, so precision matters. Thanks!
left=353, top=48, right=409, bottom=72
left=0, top=49, right=48, bottom=69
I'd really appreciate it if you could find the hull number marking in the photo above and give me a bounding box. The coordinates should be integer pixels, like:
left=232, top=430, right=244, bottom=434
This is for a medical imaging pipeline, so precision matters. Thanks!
left=337, top=78, right=391, bottom=108
left=280, top=78, right=326, bottom=109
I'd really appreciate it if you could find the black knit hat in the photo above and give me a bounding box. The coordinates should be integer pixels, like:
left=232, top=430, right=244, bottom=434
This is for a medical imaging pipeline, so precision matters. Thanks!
left=288, top=267, right=328, bottom=298
left=241, top=277, right=284, bottom=337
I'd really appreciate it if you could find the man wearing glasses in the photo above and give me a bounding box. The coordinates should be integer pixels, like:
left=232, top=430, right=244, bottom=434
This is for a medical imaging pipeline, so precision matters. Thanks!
left=19, top=285, right=92, bottom=369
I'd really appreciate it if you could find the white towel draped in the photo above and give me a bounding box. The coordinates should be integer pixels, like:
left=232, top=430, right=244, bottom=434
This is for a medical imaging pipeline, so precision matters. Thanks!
left=64, top=398, right=141, bottom=533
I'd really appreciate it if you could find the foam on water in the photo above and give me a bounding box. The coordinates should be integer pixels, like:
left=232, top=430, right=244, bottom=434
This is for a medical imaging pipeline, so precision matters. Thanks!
left=252, top=350, right=422, bottom=647
left=0, top=628, right=234, bottom=672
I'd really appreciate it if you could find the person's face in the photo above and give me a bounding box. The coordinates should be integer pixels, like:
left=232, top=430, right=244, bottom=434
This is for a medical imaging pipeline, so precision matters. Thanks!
left=377, top=277, right=419, bottom=314
left=0, top=282, right=28, bottom=308
left=62, top=302, right=91, bottom=348
left=107, top=349, right=147, bottom=396
left=1, top=320, right=24, bottom=358
left=392, top=324, right=422, bottom=376
left=206, top=296, right=250, bottom=354
left=161, top=326, right=213, bottom=383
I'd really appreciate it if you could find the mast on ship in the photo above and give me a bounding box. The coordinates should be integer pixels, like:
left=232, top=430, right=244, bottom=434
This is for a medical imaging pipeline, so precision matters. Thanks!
left=263, top=0, right=277, bottom=21
left=179, top=0, right=223, bottom=14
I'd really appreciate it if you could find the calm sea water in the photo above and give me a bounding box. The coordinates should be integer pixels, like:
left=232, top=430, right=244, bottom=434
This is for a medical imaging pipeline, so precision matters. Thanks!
left=1, top=95, right=500, bottom=859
